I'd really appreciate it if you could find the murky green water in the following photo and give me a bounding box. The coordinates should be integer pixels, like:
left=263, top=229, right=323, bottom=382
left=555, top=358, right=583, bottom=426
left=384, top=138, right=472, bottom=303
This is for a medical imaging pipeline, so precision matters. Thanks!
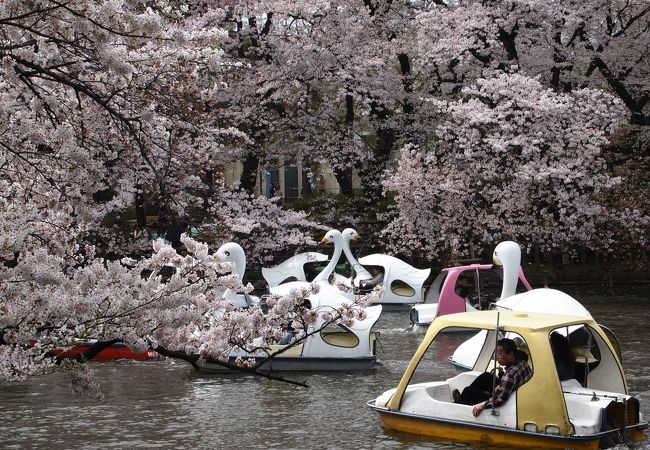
left=1, top=285, right=648, bottom=449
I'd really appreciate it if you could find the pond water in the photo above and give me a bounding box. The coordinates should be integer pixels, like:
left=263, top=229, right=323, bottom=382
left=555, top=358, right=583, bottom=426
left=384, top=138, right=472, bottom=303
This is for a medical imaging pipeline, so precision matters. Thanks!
left=1, top=285, right=649, bottom=449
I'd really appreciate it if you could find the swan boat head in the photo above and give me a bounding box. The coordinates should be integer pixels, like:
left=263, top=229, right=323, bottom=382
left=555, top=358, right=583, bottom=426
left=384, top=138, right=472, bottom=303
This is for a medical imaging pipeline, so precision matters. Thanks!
left=216, top=242, right=246, bottom=282
left=313, top=229, right=344, bottom=283
left=492, top=241, right=521, bottom=300
left=216, top=242, right=249, bottom=304
left=341, top=228, right=372, bottom=281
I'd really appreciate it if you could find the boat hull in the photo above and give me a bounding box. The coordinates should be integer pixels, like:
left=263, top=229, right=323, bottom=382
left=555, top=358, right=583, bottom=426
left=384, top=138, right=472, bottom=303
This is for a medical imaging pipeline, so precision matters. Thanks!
left=199, top=356, right=377, bottom=373
left=59, top=343, right=159, bottom=361
left=370, top=303, right=414, bottom=312
left=369, top=403, right=608, bottom=450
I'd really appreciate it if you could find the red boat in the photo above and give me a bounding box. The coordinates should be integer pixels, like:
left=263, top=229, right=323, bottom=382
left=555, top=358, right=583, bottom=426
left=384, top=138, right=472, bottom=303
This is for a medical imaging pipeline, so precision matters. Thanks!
left=56, top=340, right=160, bottom=361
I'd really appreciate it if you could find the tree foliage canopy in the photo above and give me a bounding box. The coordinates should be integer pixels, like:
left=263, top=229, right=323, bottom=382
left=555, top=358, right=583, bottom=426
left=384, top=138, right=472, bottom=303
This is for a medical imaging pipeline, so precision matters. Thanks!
left=1, top=0, right=649, bottom=389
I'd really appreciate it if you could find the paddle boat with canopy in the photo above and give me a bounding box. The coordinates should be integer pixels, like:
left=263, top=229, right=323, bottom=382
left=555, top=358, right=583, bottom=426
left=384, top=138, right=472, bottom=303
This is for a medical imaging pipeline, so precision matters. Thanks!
left=410, top=241, right=532, bottom=327
left=368, top=310, right=647, bottom=449
left=450, top=287, right=594, bottom=370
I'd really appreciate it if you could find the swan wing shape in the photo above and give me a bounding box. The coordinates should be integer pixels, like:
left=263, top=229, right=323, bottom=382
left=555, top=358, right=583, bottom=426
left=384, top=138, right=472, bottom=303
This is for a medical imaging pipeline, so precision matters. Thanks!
left=262, top=252, right=328, bottom=288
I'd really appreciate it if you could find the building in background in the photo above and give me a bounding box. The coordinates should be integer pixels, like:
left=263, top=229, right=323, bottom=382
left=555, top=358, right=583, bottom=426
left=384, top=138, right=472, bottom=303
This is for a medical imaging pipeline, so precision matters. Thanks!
left=223, top=159, right=359, bottom=202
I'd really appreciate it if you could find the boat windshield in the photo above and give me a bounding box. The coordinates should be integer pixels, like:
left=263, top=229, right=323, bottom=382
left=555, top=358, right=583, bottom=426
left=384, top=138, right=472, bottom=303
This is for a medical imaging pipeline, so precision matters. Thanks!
left=408, top=327, right=532, bottom=386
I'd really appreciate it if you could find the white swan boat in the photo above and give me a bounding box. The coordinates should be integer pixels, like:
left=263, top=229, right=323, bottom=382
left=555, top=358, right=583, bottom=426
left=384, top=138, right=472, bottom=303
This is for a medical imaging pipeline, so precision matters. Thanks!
left=267, top=229, right=355, bottom=301
left=368, top=310, right=647, bottom=449
left=198, top=240, right=382, bottom=372
left=263, top=228, right=432, bottom=309
left=356, top=253, right=431, bottom=309
left=199, top=302, right=383, bottom=372
left=339, top=228, right=431, bottom=310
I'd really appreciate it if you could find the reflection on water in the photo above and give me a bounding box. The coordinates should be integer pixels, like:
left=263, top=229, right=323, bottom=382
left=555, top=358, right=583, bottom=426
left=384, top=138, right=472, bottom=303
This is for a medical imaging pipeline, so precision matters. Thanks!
left=1, top=286, right=649, bottom=449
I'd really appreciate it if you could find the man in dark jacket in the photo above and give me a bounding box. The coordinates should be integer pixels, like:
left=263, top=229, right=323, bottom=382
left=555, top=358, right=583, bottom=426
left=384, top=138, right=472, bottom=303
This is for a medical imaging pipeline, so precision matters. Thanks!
left=454, top=337, right=532, bottom=417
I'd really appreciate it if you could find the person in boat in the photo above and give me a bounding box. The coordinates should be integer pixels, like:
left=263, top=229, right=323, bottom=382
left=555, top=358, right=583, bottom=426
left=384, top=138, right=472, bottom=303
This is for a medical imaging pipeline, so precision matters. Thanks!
left=550, top=331, right=576, bottom=381
left=455, top=274, right=473, bottom=299
left=304, top=261, right=321, bottom=281
left=453, top=338, right=532, bottom=417
left=359, top=266, right=384, bottom=292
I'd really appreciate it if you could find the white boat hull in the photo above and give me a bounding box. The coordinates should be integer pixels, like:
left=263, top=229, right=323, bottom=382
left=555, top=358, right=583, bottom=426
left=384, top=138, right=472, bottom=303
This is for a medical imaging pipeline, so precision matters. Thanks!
left=198, top=355, right=377, bottom=372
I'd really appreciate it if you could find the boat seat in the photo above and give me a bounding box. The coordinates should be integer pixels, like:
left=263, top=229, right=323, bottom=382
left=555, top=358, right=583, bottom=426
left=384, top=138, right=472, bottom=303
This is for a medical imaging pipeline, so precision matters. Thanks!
left=401, top=381, right=518, bottom=427
left=447, top=371, right=483, bottom=398
left=425, top=384, right=451, bottom=401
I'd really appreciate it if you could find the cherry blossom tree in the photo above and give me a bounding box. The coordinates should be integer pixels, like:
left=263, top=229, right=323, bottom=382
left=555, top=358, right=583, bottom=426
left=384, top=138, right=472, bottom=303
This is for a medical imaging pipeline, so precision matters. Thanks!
left=0, top=0, right=366, bottom=394
left=192, top=0, right=420, bottom=200
left=3, top=0, right=649, bottom=397
left=206, top=187, right=325, bottom=262
left=379, top=0, right=650, bottom=261
left=201, top=0, right=648, bottom=262
left=383, top=73, right=650, bottom=259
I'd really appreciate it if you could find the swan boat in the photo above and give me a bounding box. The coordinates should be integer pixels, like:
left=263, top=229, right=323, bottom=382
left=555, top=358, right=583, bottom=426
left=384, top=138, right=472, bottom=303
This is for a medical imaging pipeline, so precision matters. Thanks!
left=368, top=310, right=647, bottom=449
left=262, top=228, right=372, bottom=290
left=198, top=240, right=382, bottom=372
left=342, top=228, right=431, bottom=309
left=445, top=242, right=595, bottom=369
left=267, top=230, right=355, bottom=301
left=198, top=302, right=383, bottom=373
left=410, top=241, right=532, bottom=327
left=340, top=228, right=431, bottom=310
left=263, top=228, right=432, bottom=310
left=357, top=253, right=431, bottom=310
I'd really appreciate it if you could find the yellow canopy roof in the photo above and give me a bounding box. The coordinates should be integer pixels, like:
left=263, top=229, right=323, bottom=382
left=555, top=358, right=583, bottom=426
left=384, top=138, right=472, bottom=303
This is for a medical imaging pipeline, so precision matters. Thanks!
left=428, top=310, right=596, bottom=335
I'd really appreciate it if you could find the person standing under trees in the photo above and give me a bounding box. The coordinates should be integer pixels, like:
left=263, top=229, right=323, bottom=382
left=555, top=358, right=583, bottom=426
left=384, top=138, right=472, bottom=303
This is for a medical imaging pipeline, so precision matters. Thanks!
left=453, top=338, right=532, bottom=417
left=315, top=174, right=326, bottom=193
left=270, top=182, right=281, bottom=199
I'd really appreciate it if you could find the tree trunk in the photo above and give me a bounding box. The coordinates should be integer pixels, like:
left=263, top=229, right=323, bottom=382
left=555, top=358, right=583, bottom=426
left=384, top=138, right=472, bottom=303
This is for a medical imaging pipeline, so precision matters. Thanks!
left=358, top=102, right=394, bottom=203
left=239, top=152, right=260, bottom=193
left=334, top=166, right=354, bottom=195
left=135, top=188, right=146, bottom=228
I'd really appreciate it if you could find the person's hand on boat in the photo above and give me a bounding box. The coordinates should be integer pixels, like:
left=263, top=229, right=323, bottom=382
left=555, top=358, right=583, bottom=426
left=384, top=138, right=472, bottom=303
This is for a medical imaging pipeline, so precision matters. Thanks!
left=472, top=402, right=486, bottom=417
